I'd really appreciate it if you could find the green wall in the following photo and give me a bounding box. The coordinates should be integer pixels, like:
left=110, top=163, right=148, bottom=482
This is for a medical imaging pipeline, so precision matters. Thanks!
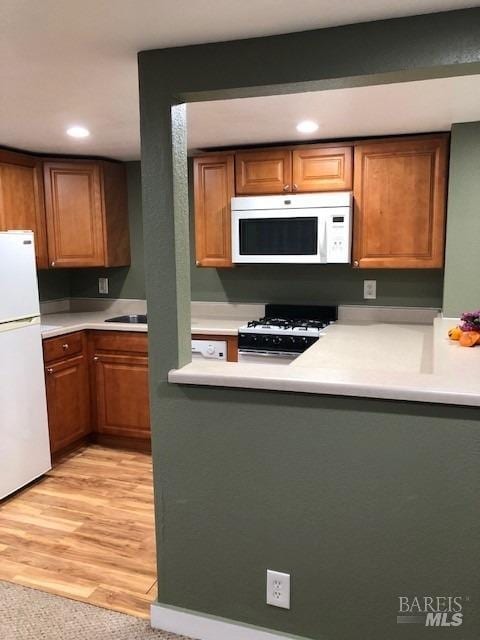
left=443, top=122, right=480, bottom=316
left=138, top=8, right=480, bottom=640
left=190, top=263, right=443, bottom=307
left=157, top=388, right=480, bottom=639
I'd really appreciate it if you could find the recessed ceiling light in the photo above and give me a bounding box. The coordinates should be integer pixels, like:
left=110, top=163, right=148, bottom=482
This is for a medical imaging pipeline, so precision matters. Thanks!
left=66, top=125, right=90, bottom=138
left=296, top=120, right=319, bottom=134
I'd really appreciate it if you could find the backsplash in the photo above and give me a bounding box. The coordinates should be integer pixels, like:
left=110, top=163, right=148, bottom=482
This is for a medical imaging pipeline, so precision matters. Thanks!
left=190, top=263, right=444, bottom=308
left=38, top=160, right=444, bottom=308
left=37, top=269, right=70, bottom=302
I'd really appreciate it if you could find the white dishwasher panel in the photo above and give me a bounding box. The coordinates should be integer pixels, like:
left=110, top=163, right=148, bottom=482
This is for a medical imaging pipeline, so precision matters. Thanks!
left=192, top=339, right=227, bottom=361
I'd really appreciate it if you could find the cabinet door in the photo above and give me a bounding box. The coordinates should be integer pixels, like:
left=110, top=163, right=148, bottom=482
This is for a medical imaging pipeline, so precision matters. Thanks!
left=93, top=353, right=150, bottom=439
left=235, top=149, right=292, bottom=194
left=353, top=136, right=448, bottom=268
left=0, top=151, right=48, bottom=269
left=292, top=146, right=353, bottom=192
left=45, top=354, right=91, bottom=454
left=194, top=155, right=234, bottom=268
left=43, top=162, right=105, bottom=267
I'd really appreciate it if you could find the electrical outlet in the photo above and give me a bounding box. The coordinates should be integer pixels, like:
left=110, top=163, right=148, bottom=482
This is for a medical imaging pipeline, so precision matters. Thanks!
left=98, top=277, right=109, bottom=295
left=266, top=569, right=290, bottom=609
left=363, top=279, right=376, bottom=300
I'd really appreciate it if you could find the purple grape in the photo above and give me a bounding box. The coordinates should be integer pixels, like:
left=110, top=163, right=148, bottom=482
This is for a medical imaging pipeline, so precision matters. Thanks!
left=460, top=310, right=480, bottom=332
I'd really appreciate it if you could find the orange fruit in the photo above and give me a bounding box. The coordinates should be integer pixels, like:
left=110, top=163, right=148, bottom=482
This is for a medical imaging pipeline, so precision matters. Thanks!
left=459, top=331, right=480, bottom=347
left=448, top=326, right=462, bottom=341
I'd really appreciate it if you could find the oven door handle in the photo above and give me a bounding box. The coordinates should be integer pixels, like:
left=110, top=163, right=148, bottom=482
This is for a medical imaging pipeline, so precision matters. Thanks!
left=238, top=349, right=298, bottom=359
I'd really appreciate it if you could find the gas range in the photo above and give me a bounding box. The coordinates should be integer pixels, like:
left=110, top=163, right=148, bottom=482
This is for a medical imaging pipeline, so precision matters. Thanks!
left=238, top=304, right=337, bottom=363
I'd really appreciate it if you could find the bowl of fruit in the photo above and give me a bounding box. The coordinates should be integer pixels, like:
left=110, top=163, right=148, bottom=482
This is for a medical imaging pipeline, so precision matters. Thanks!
left=448, top=310, right=480, bottom=347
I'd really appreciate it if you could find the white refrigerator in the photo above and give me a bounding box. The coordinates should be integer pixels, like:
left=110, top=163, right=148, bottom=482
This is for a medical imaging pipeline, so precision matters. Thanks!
left=0, top=231, right=51, bottom=500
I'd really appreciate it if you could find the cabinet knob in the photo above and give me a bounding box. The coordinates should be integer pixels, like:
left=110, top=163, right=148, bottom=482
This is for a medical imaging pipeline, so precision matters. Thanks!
left=353, top=260, right=359, bottom=268
left=93, top=356, right=99, bottom=361
left=195, top=260, right=200, bottom=266
left=292, top=183, right=298, bottom=191
left=47, top=368, right=53, bottom=374
left=62, top=343, right=69, bottom=350
left=283, top=184, right=290, bottom=192
left=51, top=261, right=55, bottom=267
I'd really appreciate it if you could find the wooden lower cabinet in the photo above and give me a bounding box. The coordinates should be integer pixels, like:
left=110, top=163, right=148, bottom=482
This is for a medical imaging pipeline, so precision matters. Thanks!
left=44, top=329, right=237, bottom=457
left=90, top=331, right=150, bottom=444
left=44, top=333, right=91, bottom=455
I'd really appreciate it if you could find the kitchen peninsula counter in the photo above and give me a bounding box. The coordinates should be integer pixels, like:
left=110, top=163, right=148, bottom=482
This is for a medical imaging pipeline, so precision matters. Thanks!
left=169, top=317, right=480, bottom=407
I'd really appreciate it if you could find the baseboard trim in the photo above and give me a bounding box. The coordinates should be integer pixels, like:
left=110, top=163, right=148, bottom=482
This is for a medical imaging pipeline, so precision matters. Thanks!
left=92, top=433, right=151, bottom=453
left=151, top=603, right=307, bottom=640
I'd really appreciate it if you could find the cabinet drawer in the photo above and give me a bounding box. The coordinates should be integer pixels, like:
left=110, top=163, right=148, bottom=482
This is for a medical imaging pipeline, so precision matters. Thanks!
left=43, top=331, right=85, bottom=363
left=90, top=330, right=148, bottom=354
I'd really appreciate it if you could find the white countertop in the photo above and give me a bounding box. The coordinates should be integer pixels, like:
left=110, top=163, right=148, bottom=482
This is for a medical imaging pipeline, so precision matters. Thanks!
left=292, top=322, right=433, bottom=374
left=40, top=311, right=148, bottom=337
left=169, top=317, right=480, bottom=407
left=40, top=311, right=245, bottom=338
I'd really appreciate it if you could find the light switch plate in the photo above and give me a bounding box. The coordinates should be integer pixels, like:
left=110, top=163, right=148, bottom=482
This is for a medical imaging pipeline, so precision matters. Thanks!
left=98, top=277, right=109, bottom=295
left=363, top=279, right=376, bottom=300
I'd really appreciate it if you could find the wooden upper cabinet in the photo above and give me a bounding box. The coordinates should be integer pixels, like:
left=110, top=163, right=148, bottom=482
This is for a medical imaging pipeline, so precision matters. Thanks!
left=235, top=149, right=291, bottom=195
left=43, top=160, right=130, bottom=268
left=194, top=154, right=234, bottom=268
left=235, top=146, right=352, bottom=194
left=292, top=146, right=353, bottom=192
left=0, top=150, right=48, bottom=268
left=353, top=135, right=448, bottom=269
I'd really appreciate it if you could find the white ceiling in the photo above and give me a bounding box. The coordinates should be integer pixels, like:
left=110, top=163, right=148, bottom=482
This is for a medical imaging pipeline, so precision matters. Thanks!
left=0, top=0, right=478, bottom=160
left=188, top=74, right=480, bottom=151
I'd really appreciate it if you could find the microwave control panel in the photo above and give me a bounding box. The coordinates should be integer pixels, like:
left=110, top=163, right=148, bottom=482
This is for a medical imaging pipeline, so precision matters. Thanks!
left=325, top=209, right=351, bottom=263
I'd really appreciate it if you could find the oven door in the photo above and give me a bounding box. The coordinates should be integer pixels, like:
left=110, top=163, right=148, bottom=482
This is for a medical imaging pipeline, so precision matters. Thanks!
left=232, top=210, right=324, bottom=264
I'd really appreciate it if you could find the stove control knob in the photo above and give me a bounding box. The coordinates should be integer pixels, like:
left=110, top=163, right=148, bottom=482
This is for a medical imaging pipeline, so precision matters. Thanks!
left=207, top=345, right=215, bottom=355
left=272, top=336, right=282, bottom=346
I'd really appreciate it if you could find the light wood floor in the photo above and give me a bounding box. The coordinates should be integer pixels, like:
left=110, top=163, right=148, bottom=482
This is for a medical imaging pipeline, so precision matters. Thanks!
left=0, top=445, right=156, bottom=618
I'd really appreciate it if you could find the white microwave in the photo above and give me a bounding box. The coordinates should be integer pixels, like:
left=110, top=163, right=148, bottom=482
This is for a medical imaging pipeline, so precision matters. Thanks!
left=231, top=192, right=352, bottom=264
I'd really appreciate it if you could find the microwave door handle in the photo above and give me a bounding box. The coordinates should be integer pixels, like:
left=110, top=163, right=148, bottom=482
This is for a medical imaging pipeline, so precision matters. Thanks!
left=318, top=216, right=327, bottom=262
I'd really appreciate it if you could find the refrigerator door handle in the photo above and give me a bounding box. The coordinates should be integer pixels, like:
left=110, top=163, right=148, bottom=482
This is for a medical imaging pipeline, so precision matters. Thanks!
left=0, top=316, right=40, bottom=333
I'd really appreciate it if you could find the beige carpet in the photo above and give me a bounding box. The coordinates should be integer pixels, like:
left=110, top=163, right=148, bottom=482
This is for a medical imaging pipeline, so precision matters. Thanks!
left=0, top=580, right=192, bottom=640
